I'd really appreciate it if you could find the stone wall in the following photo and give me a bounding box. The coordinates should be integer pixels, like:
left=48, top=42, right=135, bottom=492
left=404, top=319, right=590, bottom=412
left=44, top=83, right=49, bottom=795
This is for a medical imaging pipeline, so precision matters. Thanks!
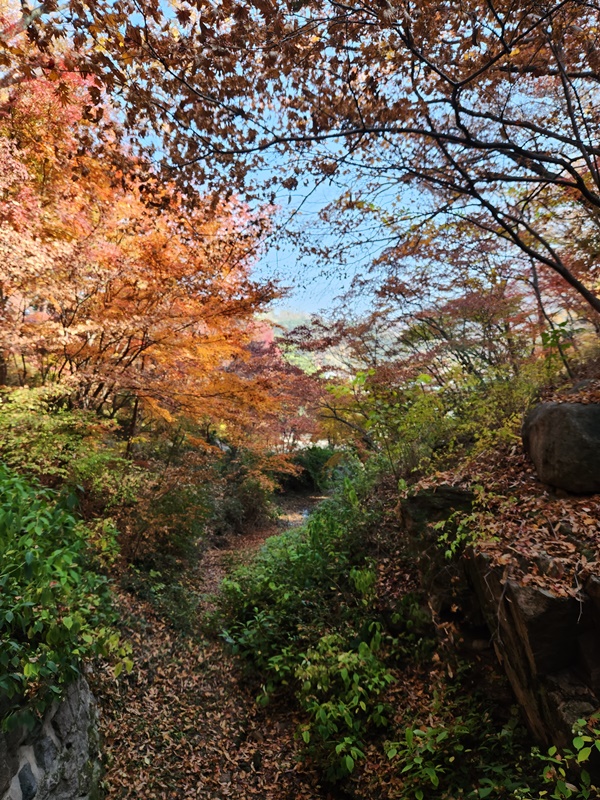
left=0, top=678, right=101, bottom=800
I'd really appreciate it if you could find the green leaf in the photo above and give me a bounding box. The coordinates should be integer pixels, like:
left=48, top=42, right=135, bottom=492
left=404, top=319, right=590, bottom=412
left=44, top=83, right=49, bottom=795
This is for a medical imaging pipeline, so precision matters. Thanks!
left=345, top=755, right=354, bottom=773
left=581, top=770, right=591, bottom=787
left=424, top=767, right=439, bottom=787
left=22, top=662, right=38, bottom=678
left=577, top=747, right=592, bottom=763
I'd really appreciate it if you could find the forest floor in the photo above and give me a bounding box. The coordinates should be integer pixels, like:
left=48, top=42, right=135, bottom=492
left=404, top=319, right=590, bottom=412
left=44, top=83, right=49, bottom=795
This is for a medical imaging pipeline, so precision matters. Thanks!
left=93, top=493, right=331, bottom=800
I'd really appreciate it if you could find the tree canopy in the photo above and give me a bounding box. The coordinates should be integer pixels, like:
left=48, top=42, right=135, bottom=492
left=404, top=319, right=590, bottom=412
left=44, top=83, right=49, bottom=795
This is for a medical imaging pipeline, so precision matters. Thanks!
left=4, top=0, right=599, bottom=312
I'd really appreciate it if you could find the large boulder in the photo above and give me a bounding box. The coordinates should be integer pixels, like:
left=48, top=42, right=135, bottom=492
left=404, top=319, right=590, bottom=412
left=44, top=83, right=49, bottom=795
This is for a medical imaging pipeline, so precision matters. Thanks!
left=522, top=402, right=600, bottom=493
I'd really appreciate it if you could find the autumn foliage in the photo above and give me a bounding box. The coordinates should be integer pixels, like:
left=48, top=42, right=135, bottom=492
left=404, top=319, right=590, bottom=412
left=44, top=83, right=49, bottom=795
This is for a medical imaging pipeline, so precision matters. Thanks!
left=0, top=67, right=323, bottom=452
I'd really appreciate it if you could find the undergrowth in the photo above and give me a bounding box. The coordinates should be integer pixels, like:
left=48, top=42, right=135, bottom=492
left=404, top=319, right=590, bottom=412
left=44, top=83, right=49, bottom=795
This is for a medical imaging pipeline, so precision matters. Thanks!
left=0, top=464, right=125, bottom=727
left=216, top=454, right=600, bottom=796
left=216, top=459, right=436, bottom=780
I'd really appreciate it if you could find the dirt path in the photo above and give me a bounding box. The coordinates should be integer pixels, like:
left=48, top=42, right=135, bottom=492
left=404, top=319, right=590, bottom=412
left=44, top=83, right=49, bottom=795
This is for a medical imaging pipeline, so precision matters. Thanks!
left=199, top=493, right=324, bottom=601
left=95, top=494, right=327, bottom=800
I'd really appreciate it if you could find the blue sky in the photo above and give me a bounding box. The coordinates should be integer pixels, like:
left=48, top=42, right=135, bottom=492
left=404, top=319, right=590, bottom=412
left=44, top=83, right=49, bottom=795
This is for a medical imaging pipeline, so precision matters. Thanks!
left=251, top=175, right=401, bottom=318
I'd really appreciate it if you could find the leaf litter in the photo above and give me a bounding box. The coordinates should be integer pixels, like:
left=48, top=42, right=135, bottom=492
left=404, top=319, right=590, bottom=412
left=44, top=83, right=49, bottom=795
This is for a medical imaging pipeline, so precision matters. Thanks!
left=92, top=494, right=328, bottom=800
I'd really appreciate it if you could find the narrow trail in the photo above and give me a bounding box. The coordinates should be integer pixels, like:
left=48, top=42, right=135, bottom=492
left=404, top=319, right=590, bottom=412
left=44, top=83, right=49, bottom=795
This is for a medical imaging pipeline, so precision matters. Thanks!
left=199, top=493, right=323, bottom=603
left=94, top=493, right=327, bottom=800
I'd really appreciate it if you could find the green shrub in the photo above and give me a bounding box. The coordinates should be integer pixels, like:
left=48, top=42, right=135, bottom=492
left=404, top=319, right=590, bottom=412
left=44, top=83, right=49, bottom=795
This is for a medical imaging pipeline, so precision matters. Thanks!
left=517, top=717, right=600, bottom=800
left=285, top=445, right=338, bottom=492
left=385, top=716, right=528, bottom=799
left=0, top=464, right=124, bottom=724
left=0, top=386, right=140, bottom=512
left=349, top=360, right=552, bottom=479
left=209, top=451, right=278, bottom=537
left=384, top=684, right=600, bottom=799
left=218, top=466, right=378, bottom=672
left=217, top=461, right=431, bottom=779
left=296, top=628, right=394, bottom=781
left=121, top=565, right=202, bottom=634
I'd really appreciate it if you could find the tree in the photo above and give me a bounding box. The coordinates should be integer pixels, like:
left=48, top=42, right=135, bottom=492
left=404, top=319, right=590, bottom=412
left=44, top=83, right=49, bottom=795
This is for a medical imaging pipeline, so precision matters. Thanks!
left=7, top=0, right=599, bottom=315
left=0, top=70, right=289, bottom=451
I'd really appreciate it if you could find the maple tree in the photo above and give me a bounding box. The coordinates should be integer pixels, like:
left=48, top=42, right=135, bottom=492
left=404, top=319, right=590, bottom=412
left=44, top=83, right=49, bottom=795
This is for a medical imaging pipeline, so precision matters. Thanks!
left=3, top=0, right=599, bottom=316
left=0, top=69, right=299, bottom=448
left=286, top=233, right=555, bottom=472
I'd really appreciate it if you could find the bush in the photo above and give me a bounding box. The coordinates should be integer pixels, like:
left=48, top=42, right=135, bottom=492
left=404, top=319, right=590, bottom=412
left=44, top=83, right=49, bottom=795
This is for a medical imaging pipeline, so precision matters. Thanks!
left=0, top=386, right=140, bottom=512
left=283, top=445, right=338, bottom=492
left=0, top=465, right=124, bottom=724
left=218, top=465, right=378, bottom=672
left=217, top=460, right=434, bottom=778
left=385, top=715, right=600, bottom=800
left=296, top=628, right=394, bottom=781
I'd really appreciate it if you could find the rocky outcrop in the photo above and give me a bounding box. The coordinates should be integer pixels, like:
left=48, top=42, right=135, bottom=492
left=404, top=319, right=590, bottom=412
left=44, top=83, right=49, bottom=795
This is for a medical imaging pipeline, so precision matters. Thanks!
left=522, top=402, right=600, bottom=494
left=0, top=678, right=101, bottom=800
left=402, top=485, right=600, bottom=755
left=466, top=552, right=600, bottom=749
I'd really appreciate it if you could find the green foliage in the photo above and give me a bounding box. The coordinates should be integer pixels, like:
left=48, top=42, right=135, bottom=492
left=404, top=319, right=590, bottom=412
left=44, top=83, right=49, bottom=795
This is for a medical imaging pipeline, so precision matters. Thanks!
left=433, top=484, right=507, bottom=559
left=515, top=718, right=600, bottom=800
left=388, top=594, right=438, bottom=664
left=335, top=360, right=552, bottom=479
left=0, top=464, right=124, bottom=723
left=540, top=320, right=578, bottom=376
left=286, top=445, right=338, bottom=492
left=362, top=373, right=450, bottom=477
left=296, top=627, right=394, bottom=780
left=209, top=450, right=278, bottom=537
left=121, top=566, right=202, bottom=634
left=0, top=386, right=140, bottom=509
left=448, top=362, right=550, bottom=455
left=217, top=461, right=436, bottom=779
left=385, top=695, right=600, bottom=800
left=218, top=463, right=377, bottom=671
left=0, top=387, right=107, bottom=481
left=385, top=713, right=531, bottom=799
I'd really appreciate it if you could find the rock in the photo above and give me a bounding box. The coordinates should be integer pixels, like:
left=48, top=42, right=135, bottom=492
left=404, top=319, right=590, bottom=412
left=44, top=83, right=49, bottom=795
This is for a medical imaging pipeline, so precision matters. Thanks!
left=18, top=763, right=37, bottom=800
left=545, top=671, right=599, bottom=735
left=585, top=575, right=600, bottom=622
left=522, top=402, right=600, bottom=493
left=33, top=736, right=58, bottom=771
left=0, top=738, right=18, bottom=798
left=506, top=582, right=583, bottom=674
left=401, top=485, right=482, bottom=624
left=577, top=630, right=600, bottom=694
left=466, top=550, right=600, bottom=752
left=402, top=484, right=474, bottom=532
left=0, top=677, right=101, bottom=800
